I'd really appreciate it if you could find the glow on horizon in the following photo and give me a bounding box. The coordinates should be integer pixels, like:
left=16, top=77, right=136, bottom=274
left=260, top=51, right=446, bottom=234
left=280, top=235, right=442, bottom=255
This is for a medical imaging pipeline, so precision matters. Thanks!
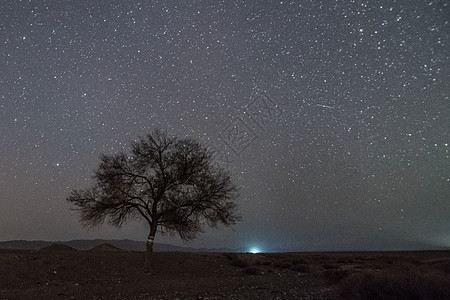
left=249, top=247, right=261, bottom=254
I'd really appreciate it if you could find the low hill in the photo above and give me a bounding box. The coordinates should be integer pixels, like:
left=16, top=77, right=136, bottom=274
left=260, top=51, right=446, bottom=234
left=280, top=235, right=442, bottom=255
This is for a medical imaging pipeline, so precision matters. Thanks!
left=38, top=244, right=77, bottom=252
left=0, top=239, right=238, bottom=252
left=90, top=243, right=123, bottom=252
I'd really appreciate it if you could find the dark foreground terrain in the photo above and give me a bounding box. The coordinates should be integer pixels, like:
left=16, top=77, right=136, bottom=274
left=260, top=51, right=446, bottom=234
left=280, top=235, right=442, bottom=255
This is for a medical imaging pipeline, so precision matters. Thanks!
left=1, top=247, right=450, bottom=299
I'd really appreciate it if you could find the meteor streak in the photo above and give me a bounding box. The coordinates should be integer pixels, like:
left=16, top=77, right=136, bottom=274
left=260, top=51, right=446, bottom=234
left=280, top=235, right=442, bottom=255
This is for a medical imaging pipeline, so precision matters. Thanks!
left=316, top=104, right=335, bottom=109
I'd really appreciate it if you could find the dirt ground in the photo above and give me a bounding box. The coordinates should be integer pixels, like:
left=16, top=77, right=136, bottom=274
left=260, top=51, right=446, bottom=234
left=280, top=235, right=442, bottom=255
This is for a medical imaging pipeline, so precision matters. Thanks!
left=1, top=248, right=450, bottom=299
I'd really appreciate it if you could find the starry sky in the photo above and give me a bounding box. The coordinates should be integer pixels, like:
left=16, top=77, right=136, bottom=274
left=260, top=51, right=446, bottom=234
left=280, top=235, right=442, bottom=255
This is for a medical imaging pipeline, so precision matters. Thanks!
left=1, top=0, right=449, bottom=251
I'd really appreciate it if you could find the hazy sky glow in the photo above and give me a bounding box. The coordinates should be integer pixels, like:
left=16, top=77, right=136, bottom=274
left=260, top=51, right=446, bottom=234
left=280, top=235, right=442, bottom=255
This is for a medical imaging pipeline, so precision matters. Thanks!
left=1, top=0, right=449, bottom=251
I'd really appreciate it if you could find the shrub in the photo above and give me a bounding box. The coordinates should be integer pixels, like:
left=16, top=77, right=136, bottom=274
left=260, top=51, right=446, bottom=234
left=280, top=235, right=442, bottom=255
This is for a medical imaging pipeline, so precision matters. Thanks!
left=261, top=260, right=272, bottom=266
left=224, top=253, right=235, bottom=260
left=337, top=257, right=356, bottom=264
left=244, top=266, right=263, bottom=275
left=274, top=261, right=292, bottom=269
left=431, top=260, right=450, bottom=275
left=378, top=255, right=395, bottom=265
left=225, top=253, right=250, bottom=268
left=230, top=257, right=249, bottom=268
left=290, top=264, right=311, bottom=273
left=291, top=258, right=306, bottom=265
left=338, top=266, right=450, bottom=300
left=322, top=269, right=350, bottom=284
left=322, top=263, right=338, bottom=270
left=319, top=255, right=331, bottom=261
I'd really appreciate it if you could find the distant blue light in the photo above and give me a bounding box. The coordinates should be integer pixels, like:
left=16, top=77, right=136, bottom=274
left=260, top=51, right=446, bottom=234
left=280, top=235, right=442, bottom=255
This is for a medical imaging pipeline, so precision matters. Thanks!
left=249, top=247, right=261, bottom=254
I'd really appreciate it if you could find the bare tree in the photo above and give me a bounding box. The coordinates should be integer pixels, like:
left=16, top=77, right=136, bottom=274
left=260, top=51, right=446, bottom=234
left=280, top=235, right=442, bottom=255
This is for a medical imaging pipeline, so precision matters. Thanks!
left=67, top=129, right=240, bottom=274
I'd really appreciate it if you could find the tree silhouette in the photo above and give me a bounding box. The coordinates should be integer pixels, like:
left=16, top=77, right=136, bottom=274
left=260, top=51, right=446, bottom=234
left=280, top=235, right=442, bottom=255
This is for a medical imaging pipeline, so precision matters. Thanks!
left=67, top=129, right=240, bottom=273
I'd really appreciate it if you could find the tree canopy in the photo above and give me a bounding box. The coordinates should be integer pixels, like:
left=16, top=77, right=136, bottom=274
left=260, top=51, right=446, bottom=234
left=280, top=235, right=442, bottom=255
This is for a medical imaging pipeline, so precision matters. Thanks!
left=67, top=129, right=240, bottom=272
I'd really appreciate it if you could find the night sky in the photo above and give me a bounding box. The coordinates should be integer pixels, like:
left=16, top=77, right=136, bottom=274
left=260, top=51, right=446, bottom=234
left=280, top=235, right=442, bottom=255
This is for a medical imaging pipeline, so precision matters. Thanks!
left=1, top=0, right=449, bottom=252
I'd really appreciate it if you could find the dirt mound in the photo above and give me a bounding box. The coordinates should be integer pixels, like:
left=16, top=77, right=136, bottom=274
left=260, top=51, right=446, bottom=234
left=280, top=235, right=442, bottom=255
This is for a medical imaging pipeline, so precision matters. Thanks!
left=39, top=244, right=77, bottom=252
left=90, top=243, right=123, bottom=252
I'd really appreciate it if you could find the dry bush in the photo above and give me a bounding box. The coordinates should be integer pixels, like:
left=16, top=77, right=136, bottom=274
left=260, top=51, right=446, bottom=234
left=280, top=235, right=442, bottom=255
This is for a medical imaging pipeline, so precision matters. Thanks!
left=290, top=264, right=311, bottom=273
left=377, top=255, right=396, bottom=265
left=337, top=257, right=356, bottom=264
left=431, top=260, right=450, bottom=274
left=274, top=261, right=292, bottom=269
left=358, top=262, right=387, bottom=271
left=322, top=263, right=339, bottom=270
left=338, top=265, right=450, bottom=300
left=254, top=258, right=271, bottom=266
left=225, top=253, right=250, bottom=268
left=319, top=255, right=332, bottom=261
left=322, top=269, right=350, bottom=284
left=291, top=258, right=306, bottom=265
left=230, top=257, right=249, bottom=268
left=224, top=253, right=235, bottom=260
left=261, top=260, right=272, bottom=266
left=353, top=255, right=367, bottom=261
left=244, top=266, right=263, bottom=275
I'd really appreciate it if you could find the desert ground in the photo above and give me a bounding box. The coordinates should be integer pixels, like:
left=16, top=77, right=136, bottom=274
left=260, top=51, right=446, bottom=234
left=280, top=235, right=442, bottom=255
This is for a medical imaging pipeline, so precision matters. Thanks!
left=1, top=245, right=450, bottom=299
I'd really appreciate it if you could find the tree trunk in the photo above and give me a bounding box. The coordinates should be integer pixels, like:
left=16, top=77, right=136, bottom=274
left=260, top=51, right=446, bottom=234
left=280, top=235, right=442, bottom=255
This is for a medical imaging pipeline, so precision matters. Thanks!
left=143, top=227, right=156, bottom=274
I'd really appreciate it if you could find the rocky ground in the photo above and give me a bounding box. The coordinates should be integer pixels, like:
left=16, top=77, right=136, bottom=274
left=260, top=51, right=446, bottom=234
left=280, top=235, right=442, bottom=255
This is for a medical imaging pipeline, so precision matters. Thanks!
left=1, top=247, right=450, bottom=299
